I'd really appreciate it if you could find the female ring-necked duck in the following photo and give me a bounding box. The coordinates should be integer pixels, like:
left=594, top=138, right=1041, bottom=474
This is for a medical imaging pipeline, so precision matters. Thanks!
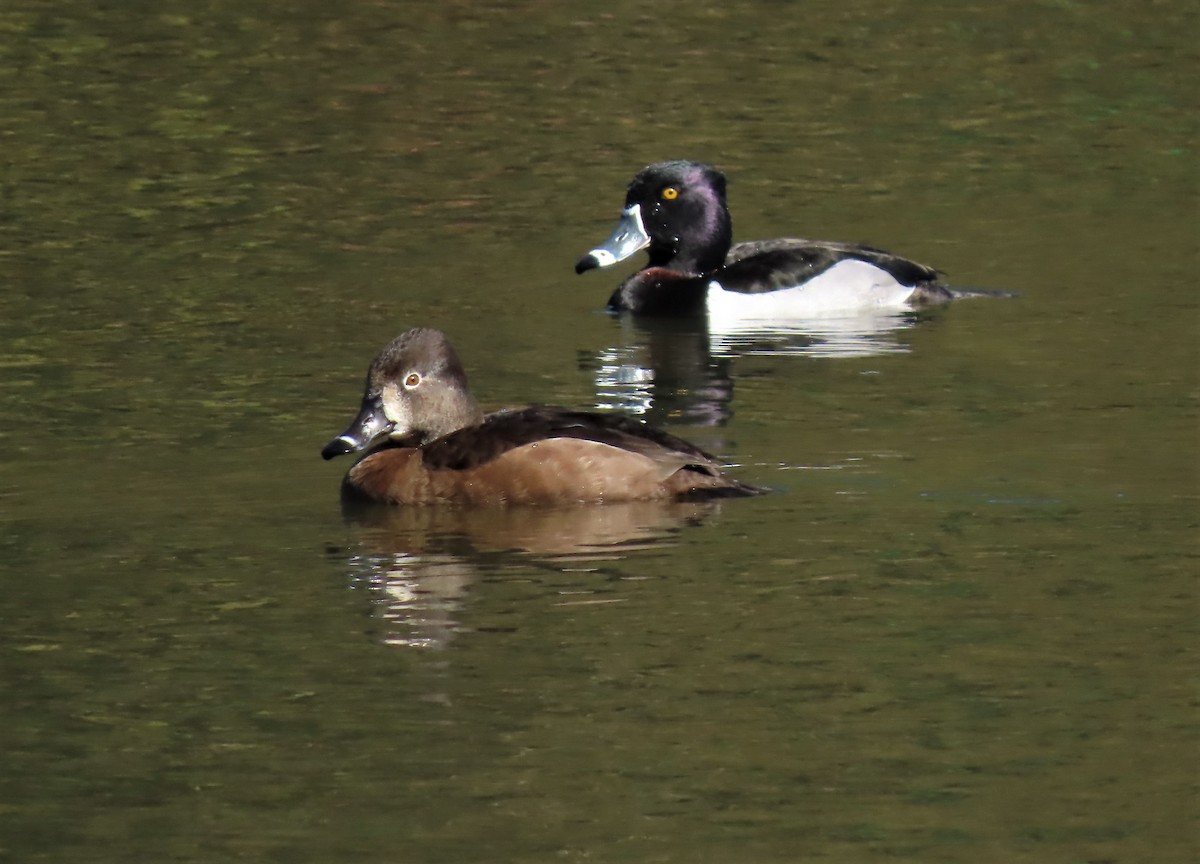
left=575, top=160, right=967, bottom=317
left=322, top=328, right=763, bottom=505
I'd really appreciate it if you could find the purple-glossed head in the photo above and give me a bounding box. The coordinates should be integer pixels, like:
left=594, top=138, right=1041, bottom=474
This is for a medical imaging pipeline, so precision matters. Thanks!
left=575, top=160, right=733, bottom=276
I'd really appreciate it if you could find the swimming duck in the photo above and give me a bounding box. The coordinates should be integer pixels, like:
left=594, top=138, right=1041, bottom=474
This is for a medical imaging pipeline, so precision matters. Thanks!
left=575, top=160, right=960, bottom=317
left=321, top=328, right=763, bottom=505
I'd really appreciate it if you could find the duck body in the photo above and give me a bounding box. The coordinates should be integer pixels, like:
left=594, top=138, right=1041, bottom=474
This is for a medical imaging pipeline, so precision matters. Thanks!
left=322, top=328, right=762, bottom=505
left=576, top=160, right=954, bottom=318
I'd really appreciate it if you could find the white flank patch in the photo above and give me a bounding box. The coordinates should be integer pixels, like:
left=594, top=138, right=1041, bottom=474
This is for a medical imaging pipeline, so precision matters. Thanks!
left=705, top=258, right=917, bottom=323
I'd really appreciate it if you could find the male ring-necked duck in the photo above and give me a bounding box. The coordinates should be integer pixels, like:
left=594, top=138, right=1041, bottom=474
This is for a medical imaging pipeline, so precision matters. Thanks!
left=576, top=160, right=966, bottom=317
left=322, top=328, right=763, bottom=505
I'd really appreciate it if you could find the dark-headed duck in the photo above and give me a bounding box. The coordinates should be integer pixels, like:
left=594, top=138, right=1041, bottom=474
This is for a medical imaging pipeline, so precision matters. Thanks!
left=322, top=328, right=763, bottom=505
left=576, top=160, right=969, bottom=318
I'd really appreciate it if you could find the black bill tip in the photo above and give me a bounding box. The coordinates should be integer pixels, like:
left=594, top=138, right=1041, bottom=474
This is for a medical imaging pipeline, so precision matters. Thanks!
left=321, top=435, right=358, bottom=461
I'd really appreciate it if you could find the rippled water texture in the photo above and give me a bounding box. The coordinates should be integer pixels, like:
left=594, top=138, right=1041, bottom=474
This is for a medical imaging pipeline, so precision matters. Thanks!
left=1, top=1, right=1196, bottom=862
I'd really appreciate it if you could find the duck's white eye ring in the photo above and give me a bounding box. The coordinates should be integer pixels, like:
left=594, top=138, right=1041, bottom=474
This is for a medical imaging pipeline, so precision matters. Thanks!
left=404, top=372, right=421, bottom=389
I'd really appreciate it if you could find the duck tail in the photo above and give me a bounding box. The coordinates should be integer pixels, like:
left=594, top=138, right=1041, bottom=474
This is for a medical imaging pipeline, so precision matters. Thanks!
left=678, top=479, right=770, bottom=500
left=944, top=284, right=1021, bottom=300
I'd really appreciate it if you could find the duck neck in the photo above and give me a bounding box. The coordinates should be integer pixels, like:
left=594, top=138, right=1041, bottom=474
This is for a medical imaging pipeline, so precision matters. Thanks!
left=420, top=391, right=485, bottom=445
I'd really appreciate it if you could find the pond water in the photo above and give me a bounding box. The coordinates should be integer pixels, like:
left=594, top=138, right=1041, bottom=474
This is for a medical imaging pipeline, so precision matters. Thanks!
left=1, top=1, right=1195, bottom=862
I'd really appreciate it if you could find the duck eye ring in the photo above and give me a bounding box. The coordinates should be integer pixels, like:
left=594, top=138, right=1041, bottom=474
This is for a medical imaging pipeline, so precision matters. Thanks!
left=661, top=186, right=679, bottom=201
left=404, top=372, right=421, bottom=389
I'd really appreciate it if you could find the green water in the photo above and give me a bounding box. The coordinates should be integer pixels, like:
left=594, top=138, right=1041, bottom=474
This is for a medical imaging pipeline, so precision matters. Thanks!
left=1, top=1, right=1196, bottom=862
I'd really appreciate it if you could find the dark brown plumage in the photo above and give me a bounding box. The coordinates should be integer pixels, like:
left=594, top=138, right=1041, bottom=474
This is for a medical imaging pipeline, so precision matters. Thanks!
left=322, top=328, right=764, bottom=505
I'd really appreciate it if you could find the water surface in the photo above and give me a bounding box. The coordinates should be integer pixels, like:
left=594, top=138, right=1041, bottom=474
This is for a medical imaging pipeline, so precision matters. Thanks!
left=1, top=1, right=1196, bottom=862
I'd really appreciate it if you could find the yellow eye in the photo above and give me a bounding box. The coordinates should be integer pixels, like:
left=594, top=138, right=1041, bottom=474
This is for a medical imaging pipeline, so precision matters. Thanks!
left=404, top=372, right=421, bottom=389
left=661, top=186, right=679, bottom=201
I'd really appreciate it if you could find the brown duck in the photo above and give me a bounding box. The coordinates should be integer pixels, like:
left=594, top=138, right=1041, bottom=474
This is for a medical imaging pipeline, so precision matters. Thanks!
left=321, top=328, right=763, bottom=505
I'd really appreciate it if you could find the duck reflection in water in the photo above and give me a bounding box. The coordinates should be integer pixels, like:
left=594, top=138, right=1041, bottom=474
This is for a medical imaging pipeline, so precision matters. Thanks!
left=583, top=310, right=924, bottom=427
left=337, top=500, right=726, bottom=650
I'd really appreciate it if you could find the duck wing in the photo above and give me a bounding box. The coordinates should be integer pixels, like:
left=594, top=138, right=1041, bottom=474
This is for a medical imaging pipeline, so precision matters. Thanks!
left=420, top=407, right=725, bottom=475
left=720, top=238, right=941, bottom=294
